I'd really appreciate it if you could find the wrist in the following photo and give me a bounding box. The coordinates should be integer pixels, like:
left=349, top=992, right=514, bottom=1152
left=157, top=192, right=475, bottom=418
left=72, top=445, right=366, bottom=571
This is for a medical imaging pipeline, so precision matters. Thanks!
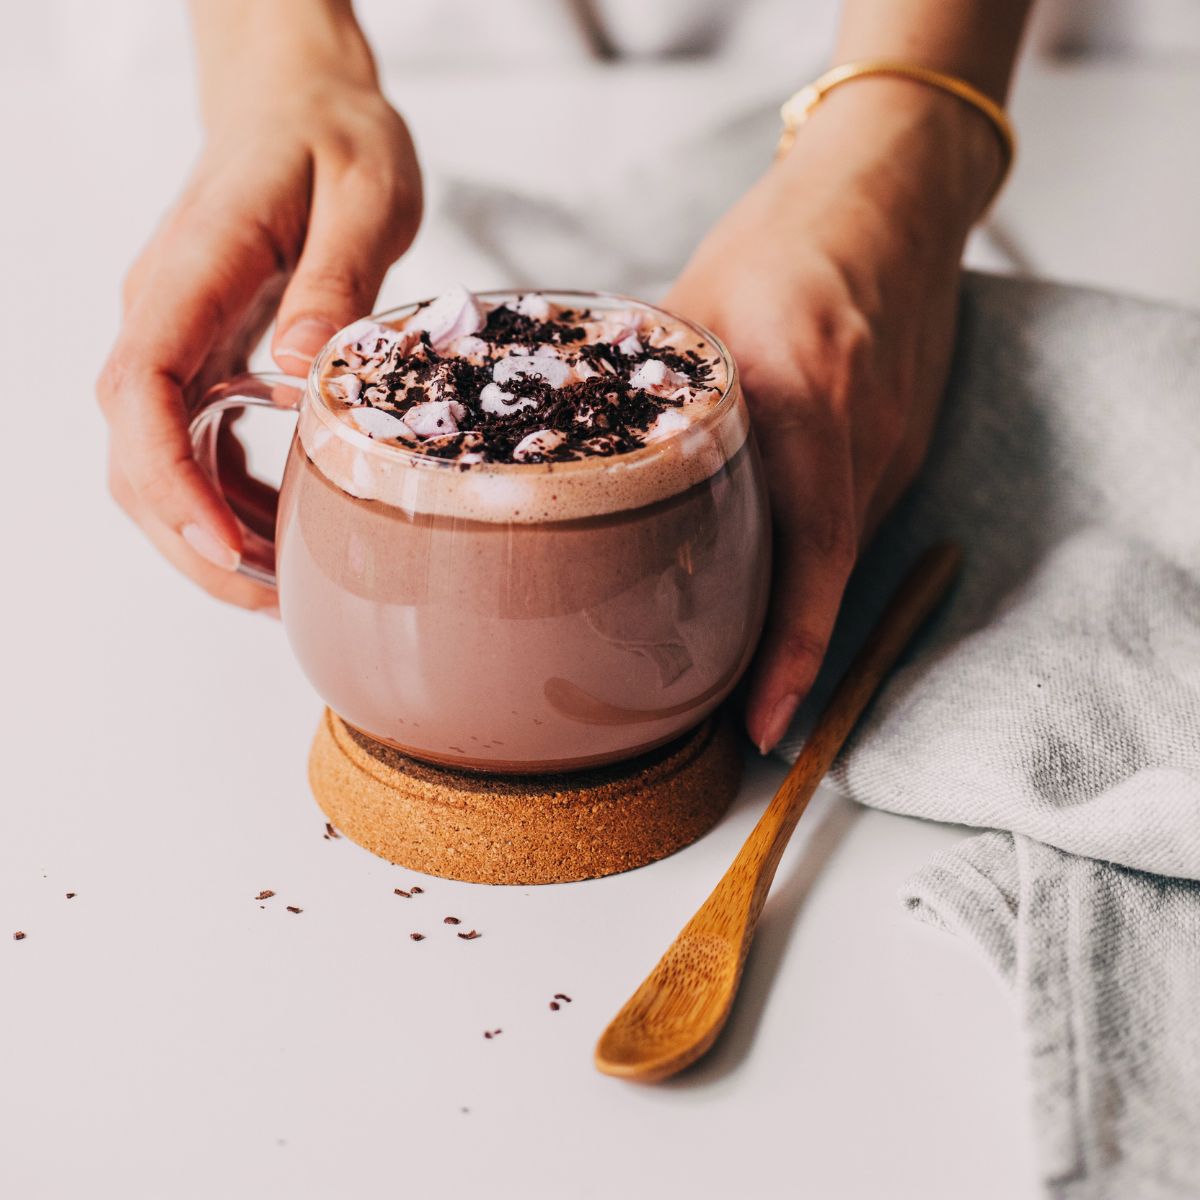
left=191, top=0, right=378, bottom=130
left=777, top=75, right=1005, bottom=236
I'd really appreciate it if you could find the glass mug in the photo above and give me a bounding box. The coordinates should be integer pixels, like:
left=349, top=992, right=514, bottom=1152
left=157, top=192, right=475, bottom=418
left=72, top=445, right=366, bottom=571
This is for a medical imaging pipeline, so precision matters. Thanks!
left=190, top=291, right=771, bottom=773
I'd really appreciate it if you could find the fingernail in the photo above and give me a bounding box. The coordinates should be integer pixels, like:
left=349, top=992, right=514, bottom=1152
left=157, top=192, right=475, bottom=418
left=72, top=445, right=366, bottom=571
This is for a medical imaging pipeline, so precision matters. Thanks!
left=182, top=523, right=240, bottom=571
left=759, top=692, right=800, bottom=755
left=276, top=318, right=337, bottom=369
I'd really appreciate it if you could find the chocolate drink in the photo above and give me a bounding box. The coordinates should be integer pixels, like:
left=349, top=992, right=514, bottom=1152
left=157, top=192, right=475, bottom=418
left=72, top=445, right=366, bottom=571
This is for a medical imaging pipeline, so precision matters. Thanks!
left=276, top=288, right=770, bottom=773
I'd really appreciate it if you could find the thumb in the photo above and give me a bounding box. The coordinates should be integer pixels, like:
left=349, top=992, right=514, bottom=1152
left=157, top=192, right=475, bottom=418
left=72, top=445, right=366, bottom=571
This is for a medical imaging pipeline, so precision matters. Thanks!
left=744, top=418, right=858, bottom=754
left=273, top=156, right=420, bottom=374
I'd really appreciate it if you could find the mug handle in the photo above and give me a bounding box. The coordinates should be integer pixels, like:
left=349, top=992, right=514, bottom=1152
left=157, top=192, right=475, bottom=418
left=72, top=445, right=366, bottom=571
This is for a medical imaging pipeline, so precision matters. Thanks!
left=188, top=372, right=305, bottom=588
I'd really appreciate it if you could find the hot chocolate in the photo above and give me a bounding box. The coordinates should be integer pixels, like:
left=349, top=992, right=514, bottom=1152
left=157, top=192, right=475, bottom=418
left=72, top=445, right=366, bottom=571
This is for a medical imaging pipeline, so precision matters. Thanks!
left=275, top=289, right=770, bottom=773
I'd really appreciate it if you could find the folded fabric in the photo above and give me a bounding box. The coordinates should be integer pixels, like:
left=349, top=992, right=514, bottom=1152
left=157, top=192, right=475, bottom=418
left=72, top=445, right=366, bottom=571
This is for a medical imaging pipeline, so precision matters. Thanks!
left=777, top=272, right=1200, bottom=1199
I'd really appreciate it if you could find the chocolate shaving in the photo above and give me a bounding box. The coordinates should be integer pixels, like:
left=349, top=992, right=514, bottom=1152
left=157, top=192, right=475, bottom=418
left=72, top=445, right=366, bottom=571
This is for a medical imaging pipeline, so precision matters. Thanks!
left=410, top=886, right=424, bottom=894
left=457, top=930, right=481, bottom=941
left=256, top=890, right=275, bottom=901
left=325, top=823, right=340, bottom=839
left=13, top=931, right=26, bottom=941
left=65, top=893, right=76, bottom=900
left=443, top=916, right=461, bottom=925
left=328, top=296, right=721, bottom=465
left=394, top=888, right=411, bottom=898
left=549, top=1001, right=560, bottom=1011
left=410, top=933, right=425, bottom=941
left=286, top=906, right=302, bottom=914
left=554, top=993, right=572, bottom=1003
left=479, top=304, right=584, bottom=347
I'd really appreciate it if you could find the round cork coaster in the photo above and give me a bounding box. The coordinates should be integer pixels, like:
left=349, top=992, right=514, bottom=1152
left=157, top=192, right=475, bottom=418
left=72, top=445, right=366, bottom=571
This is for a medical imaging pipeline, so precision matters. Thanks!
left=308, top=709, right=743, bottom=885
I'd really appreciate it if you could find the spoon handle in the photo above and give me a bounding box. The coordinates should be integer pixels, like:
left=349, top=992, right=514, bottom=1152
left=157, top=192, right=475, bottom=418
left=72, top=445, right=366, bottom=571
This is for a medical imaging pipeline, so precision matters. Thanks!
left=594, top=544, right=963, bottom=1082
left=709, top=542, right=964, bottom=945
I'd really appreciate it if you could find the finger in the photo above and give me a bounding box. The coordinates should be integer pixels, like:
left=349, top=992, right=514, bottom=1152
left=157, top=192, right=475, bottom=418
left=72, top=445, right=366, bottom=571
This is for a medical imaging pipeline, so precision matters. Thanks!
left=744, top=414, right=858, bottom=754
left=108, top=454, right=278, bottom=613
left=273, top=132, right=421, bottom=372
left=98, top=213, right=284, bottom=570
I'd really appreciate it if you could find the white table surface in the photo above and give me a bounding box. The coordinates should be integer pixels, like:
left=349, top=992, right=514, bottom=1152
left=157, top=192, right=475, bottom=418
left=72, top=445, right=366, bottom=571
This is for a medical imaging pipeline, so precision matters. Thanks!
left=6, top=30, right=1197, bottom=1199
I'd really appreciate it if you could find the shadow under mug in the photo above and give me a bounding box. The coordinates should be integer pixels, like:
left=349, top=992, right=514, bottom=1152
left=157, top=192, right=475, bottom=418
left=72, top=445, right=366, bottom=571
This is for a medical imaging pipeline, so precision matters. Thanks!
left=189, top=291, right=771, bottom=774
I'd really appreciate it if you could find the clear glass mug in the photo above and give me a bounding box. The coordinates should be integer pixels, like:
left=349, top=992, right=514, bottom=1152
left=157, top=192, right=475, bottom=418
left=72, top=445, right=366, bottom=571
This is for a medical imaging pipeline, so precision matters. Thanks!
left=190, top=291, right=771, bottom=773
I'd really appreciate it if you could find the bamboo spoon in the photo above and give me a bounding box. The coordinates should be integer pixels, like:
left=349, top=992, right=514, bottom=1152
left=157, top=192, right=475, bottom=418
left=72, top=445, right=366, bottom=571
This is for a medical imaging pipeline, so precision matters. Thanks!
left=594, top=542, right=963, bottom=1082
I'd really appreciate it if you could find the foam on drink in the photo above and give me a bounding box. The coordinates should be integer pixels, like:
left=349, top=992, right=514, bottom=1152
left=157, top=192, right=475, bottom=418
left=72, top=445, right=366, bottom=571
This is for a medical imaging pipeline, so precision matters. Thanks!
left=299, top=288, right=746, bottom=522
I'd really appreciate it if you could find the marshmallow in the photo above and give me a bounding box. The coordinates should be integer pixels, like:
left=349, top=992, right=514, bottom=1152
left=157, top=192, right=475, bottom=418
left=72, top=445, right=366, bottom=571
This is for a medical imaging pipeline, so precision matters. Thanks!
left=451, top=335, right=489, bottom=358
left=412, top=284, right=484, bottom=349
left=512, top=293, right=553, bottom=322
left=346, top=406, right=415, bottom=442
left=615, top=333, right=644, bottom=357
left=339, top=319, right=400, bottom=359
left=329, top=373, right=362, bottom=404
left=513, top=429, right=566, bottom=461
left=629, top=359, right=688, bottom=392
left=480, top=382, right=537, bottom=416
left=404, top=399, right=466, bottom=438
left=643, top=407, right=691, bottom=444
left=493, top=355, right=574, bottom=390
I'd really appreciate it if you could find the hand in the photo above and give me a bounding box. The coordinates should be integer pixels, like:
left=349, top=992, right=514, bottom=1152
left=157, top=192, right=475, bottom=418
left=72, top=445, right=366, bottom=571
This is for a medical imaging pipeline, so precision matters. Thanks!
left=665, top=80, right=1002, bottom=752
left=98, top=60, right=421, bottom=610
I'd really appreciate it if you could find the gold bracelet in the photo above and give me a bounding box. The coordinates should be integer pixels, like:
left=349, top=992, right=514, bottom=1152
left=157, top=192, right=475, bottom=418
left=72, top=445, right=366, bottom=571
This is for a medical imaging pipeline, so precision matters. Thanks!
left=777, top=60, right=1016, bottom=192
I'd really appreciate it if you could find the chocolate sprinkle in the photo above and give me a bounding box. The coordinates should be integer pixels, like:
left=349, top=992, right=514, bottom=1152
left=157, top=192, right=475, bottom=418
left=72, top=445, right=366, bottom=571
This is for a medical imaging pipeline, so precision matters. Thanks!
left=331, top=295, right=720, bottom=465
left=479, top=303, right=585, bottom=347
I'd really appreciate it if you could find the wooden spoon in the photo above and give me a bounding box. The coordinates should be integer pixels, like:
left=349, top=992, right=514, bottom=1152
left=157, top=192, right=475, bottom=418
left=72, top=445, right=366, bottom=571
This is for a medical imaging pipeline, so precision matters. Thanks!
left=594, top=542, right=963, bottom=1082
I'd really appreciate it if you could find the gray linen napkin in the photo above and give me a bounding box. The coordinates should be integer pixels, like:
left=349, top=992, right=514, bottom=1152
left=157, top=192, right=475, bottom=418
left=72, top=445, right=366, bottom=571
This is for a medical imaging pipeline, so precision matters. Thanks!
left=777, top=272, right=1200, bottom=1199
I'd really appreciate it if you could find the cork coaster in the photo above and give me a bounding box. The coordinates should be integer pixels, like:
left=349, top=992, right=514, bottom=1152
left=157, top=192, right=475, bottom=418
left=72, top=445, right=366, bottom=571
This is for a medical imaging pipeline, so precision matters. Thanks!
left=308, top=708, right=743, bottom=885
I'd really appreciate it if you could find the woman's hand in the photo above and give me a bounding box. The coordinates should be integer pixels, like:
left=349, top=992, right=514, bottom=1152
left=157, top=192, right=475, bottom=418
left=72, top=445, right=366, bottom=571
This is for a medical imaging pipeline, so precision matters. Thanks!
left=666, top=80, right=1003, bottom=752
left=98, top=25, right=421, bottom=611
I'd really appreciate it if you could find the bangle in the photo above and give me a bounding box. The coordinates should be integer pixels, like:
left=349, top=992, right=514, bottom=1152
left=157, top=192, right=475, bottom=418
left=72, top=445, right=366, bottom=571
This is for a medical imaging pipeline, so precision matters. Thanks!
left=777, top=60, right=1016, bottom=193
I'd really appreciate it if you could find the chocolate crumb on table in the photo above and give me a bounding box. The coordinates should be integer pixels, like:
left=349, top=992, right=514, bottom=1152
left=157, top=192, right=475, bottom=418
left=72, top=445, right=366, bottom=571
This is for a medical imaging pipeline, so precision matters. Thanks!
left=483, top=1029, right=502, bottom=1039
left=554, top=993, right=572, bottom=1003
left=13, top=931, right=26, bottom=941
left=286, top=906, right=302, bottom=914
left=410, top=932, right=425, bottom=941
left=410, top=886, right=424, bottom=894
left=550, top=1001, right=560, bottom=1011
left=457, top=930, right=481, bottom=941
left=325, top=823, right=341, bottom=839
left=256, top=890, right=275, bottom=901
left=65, top=893, right=76, bottom=899
left=394, top=888, right=411, bottom=898
left=443, top=916, right=461, bottom=925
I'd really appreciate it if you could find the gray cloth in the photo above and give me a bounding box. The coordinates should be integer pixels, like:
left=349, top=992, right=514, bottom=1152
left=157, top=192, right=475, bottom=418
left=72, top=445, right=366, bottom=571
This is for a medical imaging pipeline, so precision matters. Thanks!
left=778, top=272, right=1200, bottom=1199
